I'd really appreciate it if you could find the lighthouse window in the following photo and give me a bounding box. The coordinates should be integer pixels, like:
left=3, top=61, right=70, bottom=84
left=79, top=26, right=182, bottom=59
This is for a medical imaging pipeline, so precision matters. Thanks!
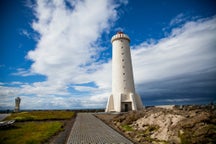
left=122, top=53, right=124, bottom=55
left=122, top=66, right=125, bottom=68
left=122, top=59, right=124, bottom=62
left=123, top=73, right=125, bottom=75
left=121, top=46, right=123, bottom=49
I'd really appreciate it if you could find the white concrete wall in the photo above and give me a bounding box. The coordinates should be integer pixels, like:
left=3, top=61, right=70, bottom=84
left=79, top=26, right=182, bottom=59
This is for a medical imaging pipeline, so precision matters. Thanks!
left=112, top=34, right=135, bottom=96
left=106, top=32, right=143, bottom=112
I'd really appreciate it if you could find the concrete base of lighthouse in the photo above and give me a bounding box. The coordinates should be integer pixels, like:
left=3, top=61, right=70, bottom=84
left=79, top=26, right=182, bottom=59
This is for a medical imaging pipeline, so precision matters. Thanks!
left=105, top=93, right=143, bottom=112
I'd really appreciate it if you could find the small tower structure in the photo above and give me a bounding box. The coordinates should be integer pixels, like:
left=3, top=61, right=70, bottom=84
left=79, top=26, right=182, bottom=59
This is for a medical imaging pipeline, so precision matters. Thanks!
left=14, top=97, right=21, bottom=112
left=106, top=32, right=143, bottom=112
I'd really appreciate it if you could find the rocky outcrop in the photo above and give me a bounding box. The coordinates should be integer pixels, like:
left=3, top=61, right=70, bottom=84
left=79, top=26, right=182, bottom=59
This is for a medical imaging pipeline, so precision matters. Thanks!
left=111, top=105, right=216, bottom=144
left=132, top=112, right=184, bottom=141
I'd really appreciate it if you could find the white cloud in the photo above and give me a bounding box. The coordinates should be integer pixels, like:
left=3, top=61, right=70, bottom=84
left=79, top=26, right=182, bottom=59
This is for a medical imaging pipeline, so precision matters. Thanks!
left=0, top=86, right=19, bottom=108
left=169, top=13, right=186, bottom=26
left=20, top=29, right=31, bottom=39
left=73, top=86, right=96, bottom=92
left=132, top=16, right=216, bottom=85
left=11, top=68, right=33, bottom=76
left=15, top=0, right=121, bottom=96
left=26, top=0, right=119, bottom=86
left=0, top=0, right=123, bottom=109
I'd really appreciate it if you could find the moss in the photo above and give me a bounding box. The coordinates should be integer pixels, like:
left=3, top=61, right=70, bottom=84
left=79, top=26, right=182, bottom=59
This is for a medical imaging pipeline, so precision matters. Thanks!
left=179, top=130, right=191, bottom=144
left=140, top=125, right=159, bottom=135
left=122, top=124, right=134, bottom=131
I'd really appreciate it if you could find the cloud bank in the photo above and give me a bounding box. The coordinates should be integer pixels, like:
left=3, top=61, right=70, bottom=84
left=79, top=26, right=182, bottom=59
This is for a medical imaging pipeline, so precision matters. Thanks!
left=132, top=16, right=216, bottom=105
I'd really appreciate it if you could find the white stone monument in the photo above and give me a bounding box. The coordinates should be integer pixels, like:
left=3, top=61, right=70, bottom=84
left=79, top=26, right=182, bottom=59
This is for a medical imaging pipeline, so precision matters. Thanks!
left=14, top=97, right=21, bottom=112
left=106, top=32, right=143, bottom=112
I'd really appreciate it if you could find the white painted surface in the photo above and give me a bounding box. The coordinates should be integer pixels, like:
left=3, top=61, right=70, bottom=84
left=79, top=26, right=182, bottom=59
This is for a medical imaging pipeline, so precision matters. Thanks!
left=106, top=32, right=143, bottom=112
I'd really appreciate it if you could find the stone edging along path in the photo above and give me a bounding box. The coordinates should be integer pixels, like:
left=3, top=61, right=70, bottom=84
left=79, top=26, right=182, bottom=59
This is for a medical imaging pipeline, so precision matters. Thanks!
left=66, top=113, right=133, bottom=144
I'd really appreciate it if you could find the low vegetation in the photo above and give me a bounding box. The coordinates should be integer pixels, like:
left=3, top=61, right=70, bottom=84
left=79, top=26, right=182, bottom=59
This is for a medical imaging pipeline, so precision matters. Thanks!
left=1, top=110, right=75, bottom=144
left=0, top=121, right=63, bottom=144
left=4, top=110, right=75, bottom=121
left=122, top=124, right=134, bottom=131
left=98, top=105, right=216, bottom=144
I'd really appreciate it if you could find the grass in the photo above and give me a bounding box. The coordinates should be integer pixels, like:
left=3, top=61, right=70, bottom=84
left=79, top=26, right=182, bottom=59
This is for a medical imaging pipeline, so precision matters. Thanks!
left=122, top=124, right=134, bottom=131
left=179, top=131, right=191, bottom=144
left=4, top=110, right=75, bottom=121
left=0, top=121, right=63, bottom=144
left=0, top=111, right=75, bottom=144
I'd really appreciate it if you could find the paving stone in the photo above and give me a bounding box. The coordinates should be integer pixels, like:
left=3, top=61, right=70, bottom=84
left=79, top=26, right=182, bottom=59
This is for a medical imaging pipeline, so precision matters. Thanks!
left=67, top=113, right=133, bottom=144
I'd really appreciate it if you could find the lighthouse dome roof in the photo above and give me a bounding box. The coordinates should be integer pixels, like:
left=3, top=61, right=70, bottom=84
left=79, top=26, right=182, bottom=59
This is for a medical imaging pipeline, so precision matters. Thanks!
left=111, top=32, right=130, bottom=43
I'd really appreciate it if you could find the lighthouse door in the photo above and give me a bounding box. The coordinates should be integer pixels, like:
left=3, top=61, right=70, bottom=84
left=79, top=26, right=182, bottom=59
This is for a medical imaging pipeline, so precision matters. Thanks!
left=121, top=102, right=132, bottom=112
left=125, top=104, right=129, bottom=112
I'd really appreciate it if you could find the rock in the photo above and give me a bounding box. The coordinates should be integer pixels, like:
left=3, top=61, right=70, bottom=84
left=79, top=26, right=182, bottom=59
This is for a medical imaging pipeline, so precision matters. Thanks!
left=110, top=105, right=216, bottom=144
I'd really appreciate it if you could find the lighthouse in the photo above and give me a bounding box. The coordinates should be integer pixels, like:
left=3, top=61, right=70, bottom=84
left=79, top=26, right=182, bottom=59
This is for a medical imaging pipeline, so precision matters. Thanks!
left=106, top=32, right=143, bottom=112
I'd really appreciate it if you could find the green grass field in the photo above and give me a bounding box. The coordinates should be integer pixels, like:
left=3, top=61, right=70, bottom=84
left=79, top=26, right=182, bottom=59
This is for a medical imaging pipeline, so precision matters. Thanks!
left=0, top=121, right=63, bottom=144
left=5, top=110, right=75, bottom=121
left=0, top=111, right=75, bottom=144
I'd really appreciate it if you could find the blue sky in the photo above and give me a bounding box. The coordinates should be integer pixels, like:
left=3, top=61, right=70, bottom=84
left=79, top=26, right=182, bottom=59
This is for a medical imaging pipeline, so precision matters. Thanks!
left=0, top=0, right=216, bottom=110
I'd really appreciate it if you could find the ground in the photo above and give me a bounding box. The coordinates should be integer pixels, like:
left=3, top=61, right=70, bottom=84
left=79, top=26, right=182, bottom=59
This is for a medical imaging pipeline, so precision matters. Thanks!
left=1, top=106, right=215, bottom=144
left=49, top=117, right=76, bottom=144
left=0, top=111, right=75, bottom=144
left=96, top=105, right=216, bottom=144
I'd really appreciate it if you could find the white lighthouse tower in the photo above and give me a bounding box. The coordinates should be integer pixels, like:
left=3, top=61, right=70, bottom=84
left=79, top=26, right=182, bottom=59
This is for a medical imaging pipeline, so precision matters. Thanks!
left=106, top=32, right=143, bottom=112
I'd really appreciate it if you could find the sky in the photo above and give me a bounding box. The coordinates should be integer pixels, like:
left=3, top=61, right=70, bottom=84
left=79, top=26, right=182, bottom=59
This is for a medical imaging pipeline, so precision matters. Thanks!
left=0, top=0, right=216, bottom=110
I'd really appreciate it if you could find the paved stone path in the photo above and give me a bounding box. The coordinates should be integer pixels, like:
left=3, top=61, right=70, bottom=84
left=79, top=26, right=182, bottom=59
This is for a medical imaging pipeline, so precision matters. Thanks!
left=67, top=113, right=133, bottom=144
